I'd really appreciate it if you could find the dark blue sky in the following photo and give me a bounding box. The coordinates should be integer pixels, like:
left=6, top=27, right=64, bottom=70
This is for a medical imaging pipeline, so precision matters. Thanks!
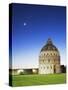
left=12, top=3, right=66, bottom=69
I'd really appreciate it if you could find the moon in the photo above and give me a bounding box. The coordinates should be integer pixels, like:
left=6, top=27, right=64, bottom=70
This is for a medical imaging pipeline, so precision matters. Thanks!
left=24, top=22, right=27, bottom=26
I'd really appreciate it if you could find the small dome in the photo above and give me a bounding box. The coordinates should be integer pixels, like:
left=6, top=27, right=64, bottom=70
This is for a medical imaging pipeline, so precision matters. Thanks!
left=41, top=38, right=58, bottom=52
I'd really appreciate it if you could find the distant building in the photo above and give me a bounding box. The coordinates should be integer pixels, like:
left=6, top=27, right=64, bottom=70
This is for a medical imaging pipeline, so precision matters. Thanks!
left=60, top=65, right=66, bottom=73
left=9, top=68, right=38, bottom=75
left=39, top=38, right=61, bottom=74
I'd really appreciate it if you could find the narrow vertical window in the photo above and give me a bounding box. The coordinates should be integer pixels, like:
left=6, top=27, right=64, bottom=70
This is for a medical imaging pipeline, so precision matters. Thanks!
left=48, top=59, right=50, bottom=62
left=47, top=66, right=49, bottom=69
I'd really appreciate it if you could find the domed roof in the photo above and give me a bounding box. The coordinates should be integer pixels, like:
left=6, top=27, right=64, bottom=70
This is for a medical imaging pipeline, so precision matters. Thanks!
left=41, top=38, right=58, bottom=52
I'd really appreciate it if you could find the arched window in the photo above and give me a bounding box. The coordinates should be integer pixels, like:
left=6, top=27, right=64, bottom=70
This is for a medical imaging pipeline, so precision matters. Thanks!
left=51, top=66, right=52, bottom=69
left=47, top=53, right=48, bottom=55
left=51, top=53, right=52, bottom=55
left=48, top=59, right=50, bottom=62
left=47, top=66, right=49, bottom=69
left=54, top=53, right=55, bottom=55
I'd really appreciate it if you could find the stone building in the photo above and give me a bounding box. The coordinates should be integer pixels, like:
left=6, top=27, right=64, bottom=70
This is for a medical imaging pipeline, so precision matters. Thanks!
left=39, top=38, right=61, bottom=74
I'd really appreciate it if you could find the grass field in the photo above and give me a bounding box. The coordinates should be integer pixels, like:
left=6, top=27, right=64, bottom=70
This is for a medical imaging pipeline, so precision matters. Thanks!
left=12, top=73, right=66, bottom=87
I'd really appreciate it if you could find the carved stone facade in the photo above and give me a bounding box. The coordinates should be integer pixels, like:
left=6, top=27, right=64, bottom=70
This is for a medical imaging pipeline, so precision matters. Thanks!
left=39, top=39, right=61, bottom=74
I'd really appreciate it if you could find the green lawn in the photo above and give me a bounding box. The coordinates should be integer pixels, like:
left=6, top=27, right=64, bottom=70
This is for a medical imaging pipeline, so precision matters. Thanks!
left=12, top=73, right=66, bottom=86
